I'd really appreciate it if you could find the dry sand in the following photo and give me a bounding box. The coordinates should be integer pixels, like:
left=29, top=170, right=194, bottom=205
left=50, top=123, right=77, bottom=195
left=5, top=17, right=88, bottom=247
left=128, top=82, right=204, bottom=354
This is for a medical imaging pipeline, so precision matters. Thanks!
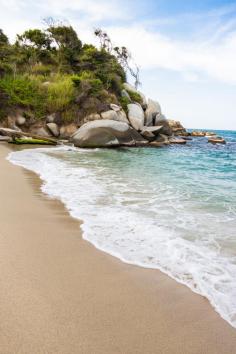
left=0, top=143, right=236, bottom=354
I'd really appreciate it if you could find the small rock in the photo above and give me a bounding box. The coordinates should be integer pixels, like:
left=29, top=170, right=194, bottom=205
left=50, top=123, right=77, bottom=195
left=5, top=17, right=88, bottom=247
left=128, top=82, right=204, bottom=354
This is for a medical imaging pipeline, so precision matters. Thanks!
left=34, top=127, right=52, bottom=137
left=46, top=113, right=57, bottom=123
left=101, top=110, right=129, bottom=124
left=141, top=125, right=163, bottom=136
left=101, top=110, right=119, bottom=120
left=59, top=124, right=77, bottom=139
left=46, top=123, right=60, bottom=137
left=149, top=141, right=165, bottom=147
left=191, top=131, right=206, bottom=137
left=169, top=137, right=187, bottom=144
left=110, top=104, right=121, bottom=112
left=208, top=137, right=226, bottom=144
left=155, top=134, right=170, bottom=145
left=16, top=116, right=26, bottom=126
left=83, top=113, right=101, bottom=123
left=0, top=136, right=11, bottom=142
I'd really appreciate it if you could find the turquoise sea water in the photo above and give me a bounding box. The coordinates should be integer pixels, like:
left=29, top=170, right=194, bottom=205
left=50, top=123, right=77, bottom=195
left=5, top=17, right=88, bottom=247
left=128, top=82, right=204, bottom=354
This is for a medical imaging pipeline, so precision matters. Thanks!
left=8, top=130, right=236, bottom=328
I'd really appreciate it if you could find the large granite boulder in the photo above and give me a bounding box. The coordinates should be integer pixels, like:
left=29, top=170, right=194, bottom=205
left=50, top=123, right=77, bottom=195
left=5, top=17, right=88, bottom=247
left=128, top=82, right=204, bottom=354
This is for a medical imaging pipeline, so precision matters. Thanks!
left=127, top=103, right=145, bottom=131
left=145, top=99, right=162, bottom=126
left=101, top=109, right=129, bottom=124
left=155, top=114, right=172, bottom=136
left=71, top=120, right=146, bottom=148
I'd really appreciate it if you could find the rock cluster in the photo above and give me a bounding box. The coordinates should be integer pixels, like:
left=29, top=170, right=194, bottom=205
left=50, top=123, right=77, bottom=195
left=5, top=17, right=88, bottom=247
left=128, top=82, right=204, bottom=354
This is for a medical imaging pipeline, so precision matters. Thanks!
left=0, top=83, right=190, bottom=148
left=71, top=84, right=182, bottom=148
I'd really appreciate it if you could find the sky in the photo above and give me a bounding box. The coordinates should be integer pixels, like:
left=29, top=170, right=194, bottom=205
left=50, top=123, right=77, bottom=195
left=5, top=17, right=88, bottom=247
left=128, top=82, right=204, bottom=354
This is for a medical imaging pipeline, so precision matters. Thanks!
left=0, top=0, right=236, bottom=129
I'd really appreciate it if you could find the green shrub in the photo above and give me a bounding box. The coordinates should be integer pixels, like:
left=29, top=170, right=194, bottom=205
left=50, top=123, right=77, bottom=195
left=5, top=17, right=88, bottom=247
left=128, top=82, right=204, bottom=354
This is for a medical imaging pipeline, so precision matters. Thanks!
left=89, top=78, right=103, bottom=95
left=61, top=105, right=78, bottom=123
left=46, top=75, right=75, bottom=112
left=119, top=96, right=130, bottom=112
left=31, top=64, right=52, bottom=76
left=126, top=89, right=142, bottom=104
left=0, top=75, right=46, bottom=117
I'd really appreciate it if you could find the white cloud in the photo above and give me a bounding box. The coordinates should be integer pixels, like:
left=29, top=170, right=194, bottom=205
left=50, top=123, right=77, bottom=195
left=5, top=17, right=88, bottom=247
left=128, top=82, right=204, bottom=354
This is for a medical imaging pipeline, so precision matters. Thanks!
left=1, top=0, right=236, bottom=85
left=107, top=25, right=236, bottom=85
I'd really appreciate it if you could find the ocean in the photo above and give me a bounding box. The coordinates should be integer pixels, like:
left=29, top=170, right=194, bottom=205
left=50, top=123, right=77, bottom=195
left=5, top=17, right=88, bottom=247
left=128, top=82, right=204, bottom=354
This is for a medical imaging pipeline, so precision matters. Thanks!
left=8, top=130, right=236, bottom=328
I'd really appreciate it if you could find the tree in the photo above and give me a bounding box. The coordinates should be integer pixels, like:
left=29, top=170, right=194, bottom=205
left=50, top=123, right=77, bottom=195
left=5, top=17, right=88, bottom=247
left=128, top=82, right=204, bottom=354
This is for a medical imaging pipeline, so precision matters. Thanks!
left=0, top=29, right=8, bottom=46
left=94, top=28, right=141, bottom=89
left=94, top=28, right=112, bottom=52
left=45, top=20, right=82, bottom=69
left=16, top=29, right=51, bottom=50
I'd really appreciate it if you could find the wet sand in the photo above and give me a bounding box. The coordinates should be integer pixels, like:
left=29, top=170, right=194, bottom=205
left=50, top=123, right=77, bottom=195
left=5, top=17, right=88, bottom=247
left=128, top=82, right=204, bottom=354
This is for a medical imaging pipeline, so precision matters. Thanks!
left=0, top=143, right=236, bottom=354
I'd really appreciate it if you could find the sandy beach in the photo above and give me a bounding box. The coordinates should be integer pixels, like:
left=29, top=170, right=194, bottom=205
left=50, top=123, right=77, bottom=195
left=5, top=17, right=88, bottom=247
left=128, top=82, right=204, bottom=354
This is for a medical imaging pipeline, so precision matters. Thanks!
left=0, top=143, right=236, bottom=354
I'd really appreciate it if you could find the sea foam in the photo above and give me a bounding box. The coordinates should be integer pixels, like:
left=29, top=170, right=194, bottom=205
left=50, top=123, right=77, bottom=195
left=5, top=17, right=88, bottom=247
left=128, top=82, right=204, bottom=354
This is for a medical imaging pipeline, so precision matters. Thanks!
left=7, top=139, right=236, bottom=328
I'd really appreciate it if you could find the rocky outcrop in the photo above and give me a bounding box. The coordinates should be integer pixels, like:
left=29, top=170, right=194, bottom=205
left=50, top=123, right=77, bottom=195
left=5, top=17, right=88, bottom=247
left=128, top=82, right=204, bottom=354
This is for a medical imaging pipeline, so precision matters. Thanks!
left=145, top=99, right=162, bottom=126
left=155, top=115, right=172, bottom=136
left=127, top=103, right=145, bottom=131
left=71, top=120, right=147, bottom=148
left=168, top=120, right=186, bottom=135
left=0, top=79, right=190, bottom=148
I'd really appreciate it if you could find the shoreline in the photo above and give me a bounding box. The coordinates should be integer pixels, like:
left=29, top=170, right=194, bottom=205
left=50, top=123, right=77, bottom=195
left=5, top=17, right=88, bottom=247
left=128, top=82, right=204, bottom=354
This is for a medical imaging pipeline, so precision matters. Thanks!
left=1, top=143, right=236, bottom=353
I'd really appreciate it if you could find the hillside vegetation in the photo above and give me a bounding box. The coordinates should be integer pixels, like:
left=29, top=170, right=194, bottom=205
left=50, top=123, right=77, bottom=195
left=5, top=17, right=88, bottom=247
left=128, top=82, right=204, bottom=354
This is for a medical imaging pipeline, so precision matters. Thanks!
left=0, top=22, right=140, bottom=125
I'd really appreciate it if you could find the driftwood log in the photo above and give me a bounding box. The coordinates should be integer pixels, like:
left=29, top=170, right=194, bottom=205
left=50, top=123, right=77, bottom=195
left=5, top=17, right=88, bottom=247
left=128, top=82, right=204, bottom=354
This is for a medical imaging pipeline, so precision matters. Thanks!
left=0, top=128, right=57, bottom=144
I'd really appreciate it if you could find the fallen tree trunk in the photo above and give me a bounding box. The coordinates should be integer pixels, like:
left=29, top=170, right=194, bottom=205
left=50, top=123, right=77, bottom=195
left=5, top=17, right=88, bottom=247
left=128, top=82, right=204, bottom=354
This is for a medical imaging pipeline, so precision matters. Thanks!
left=0, top=128, right=57, bottom=144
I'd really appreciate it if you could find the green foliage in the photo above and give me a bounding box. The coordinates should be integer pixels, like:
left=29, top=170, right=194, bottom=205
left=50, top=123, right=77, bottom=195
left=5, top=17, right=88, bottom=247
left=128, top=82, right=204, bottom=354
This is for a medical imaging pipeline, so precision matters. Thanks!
left=126, top=89, right=142, bottom=104
left=61, top=105, right=77, bottom=123
left=89, top=78, right=103, bottom=95
left=0, top=75, right=46, bottom=117
left=71, top=72, right=103, bottom=96
left=17, top=29, right=51, bottom=49
left=119, top=96, right=130, bottom=112
left=0, top=62, right=13, bottom=77
left=48, top=25, right=82, bottom=51
left=46, top=75, right=75, bottom=112
left=31, top=63, right=52, bottom=76
left=0, top=24, right=131, bottom=124
left=0, top=29, right=9, bottom=45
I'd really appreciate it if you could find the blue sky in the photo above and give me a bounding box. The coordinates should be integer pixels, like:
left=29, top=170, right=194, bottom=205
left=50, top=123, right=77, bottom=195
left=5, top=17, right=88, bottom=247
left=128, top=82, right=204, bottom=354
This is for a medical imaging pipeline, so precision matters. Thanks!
left=0, top=0, right=236, bottom=129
